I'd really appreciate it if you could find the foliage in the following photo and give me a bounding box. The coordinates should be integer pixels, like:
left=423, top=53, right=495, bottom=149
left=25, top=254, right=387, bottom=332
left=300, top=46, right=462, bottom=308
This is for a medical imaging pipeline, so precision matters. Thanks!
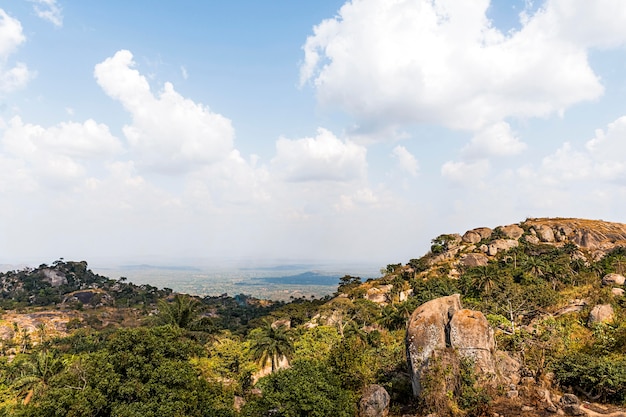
left=430, top=234, right=458, bottom=254
left=156, top=294, right=202, bottom=329
left=419, top=350, right=491, bottom=417
left=553, top=352, right=626, bottom=404
left=7, top=326, right=235, bottom=417
left=241, top=359, right=355, bottom=417
left=248, top=322, right=293, bottom=373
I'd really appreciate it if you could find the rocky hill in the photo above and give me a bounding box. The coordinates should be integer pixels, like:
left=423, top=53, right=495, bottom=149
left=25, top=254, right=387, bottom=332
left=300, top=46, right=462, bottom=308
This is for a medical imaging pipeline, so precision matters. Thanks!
left=1, top=218, right=625, bottom=417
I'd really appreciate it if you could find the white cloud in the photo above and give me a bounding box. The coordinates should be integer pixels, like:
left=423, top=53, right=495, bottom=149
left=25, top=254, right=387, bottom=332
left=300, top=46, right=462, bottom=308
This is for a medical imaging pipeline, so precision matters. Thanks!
left=3, top=116, right=123, bottom=159
left=335, top=187, right=378, bottom=212
left=181, top=66, right=188, bottom=80
left=525, top=115, right=626, bottom=185
left=0, top=9, right=33, bottom=93
left=301, top=0, right=626, bottom=133
left=441, top=159, right=490, bottom=186
left=0, top=116, right=123, bottom=188
left=271, top=127, right=367, bottom=182
left=29, top=0, right=63, bottom=27
left=94, top=50, right=235, bottom=174
left=391, top=145, right=419, bottom=176
left=462, top=122, right=527, bottom=158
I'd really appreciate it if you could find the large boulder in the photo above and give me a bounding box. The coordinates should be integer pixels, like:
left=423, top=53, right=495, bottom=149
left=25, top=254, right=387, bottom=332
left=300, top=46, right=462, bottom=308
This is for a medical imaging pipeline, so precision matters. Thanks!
left=449, top=309, right=495, bottom=375
left=460, top=253, right=489, bottom=267
left=533, top=225, right=556, bottom=242
left=406, top=294, right=462, bottom=396
left=462, top=228, right=492, bottom=244
left=359, top=384, right=390, bottom=417
left=406, top=295, right=499, bottom=397
left=499, top=224, right=524, bottom=240
left=588, top=304, right=615, bottom=324
left=602, top=273, right=626, bottom=286
left=487, top=239, right=519, bottom=256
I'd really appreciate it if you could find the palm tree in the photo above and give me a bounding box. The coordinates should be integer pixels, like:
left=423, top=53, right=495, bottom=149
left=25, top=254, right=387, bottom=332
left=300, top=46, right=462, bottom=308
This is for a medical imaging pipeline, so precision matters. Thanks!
left=12, top=349, right=64, bottom=404
left=249, top=322, right=293, bottom=373
left=157, top=294, right=201, bottom=329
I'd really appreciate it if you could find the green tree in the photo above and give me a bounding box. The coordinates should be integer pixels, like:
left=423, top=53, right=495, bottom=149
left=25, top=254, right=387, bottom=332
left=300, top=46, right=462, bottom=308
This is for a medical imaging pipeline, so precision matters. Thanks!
left=249, top=322, right=293, bottom=373
left=242, top=360, right=355, bottom=417
left=157, top=294, right=201, bottom=329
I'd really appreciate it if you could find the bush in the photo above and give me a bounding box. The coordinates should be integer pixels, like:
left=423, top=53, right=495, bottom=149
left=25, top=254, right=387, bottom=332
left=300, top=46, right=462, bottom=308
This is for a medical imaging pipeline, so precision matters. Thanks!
left=553, top=352, right=626, bottom=404
left=242, top=360, right=355, bottom=417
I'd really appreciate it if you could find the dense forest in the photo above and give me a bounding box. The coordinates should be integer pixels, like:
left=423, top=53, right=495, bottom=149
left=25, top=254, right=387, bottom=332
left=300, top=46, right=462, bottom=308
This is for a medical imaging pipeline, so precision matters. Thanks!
left=0, top=218, right=625, bottom=416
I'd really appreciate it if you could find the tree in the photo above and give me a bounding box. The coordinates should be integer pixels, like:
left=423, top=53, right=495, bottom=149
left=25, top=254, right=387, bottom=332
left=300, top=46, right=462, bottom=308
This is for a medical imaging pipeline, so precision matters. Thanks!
left=242, top=360, right=355, bottom=417
left=249, top=322, right=293, bottom=373
left=157, top=294, right=201, bottom=329
left=11, top=349, right=64, bottom=405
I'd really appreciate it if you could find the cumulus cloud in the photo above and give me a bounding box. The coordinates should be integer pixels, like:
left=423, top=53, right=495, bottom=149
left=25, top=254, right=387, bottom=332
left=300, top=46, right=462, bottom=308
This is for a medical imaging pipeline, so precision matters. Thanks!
left=0, top=9, right=33, bottom=93
left=94, top=50, right=235, bottom=174
left=271, top=128, right=367, bottom=182
left=441, top=159, right=490, bottom=186
left=1, top=116, right=123, bottom=187
left=391, top=145, right=419, bottom=176
left=29, top=0, right=63, bottom=27
left=523, top=115, right=626, bottom=186
left=3, top=116, right=123, bottom=159
left=301, top=0, right=625, bottom=133
left=335, top=188, right=378, bottom=211
left=462, top=122, right=527, bottom=159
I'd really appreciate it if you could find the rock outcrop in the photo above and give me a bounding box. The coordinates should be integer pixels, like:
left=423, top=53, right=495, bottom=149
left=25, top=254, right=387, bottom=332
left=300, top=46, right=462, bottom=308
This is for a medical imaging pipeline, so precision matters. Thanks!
left=406, top=294, right=462, bottom=396
left=588, top=304, right=615, bottom=324
left=602, top=273, right=626, bottom=286
left=449, top=309, right=495, bottom=375
left=359, top=384, right=390, bottom=417
left=406, top=294, right=497, bottom=396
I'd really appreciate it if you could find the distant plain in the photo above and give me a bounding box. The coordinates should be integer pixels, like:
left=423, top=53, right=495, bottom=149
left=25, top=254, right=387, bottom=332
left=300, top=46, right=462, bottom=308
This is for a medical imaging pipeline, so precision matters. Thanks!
left=92, top=262, right=381, bottom=301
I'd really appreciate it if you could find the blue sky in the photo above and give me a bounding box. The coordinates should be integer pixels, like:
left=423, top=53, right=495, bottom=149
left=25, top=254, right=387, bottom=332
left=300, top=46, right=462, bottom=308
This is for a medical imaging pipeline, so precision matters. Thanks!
left=1, top=0, right=626, bottom=268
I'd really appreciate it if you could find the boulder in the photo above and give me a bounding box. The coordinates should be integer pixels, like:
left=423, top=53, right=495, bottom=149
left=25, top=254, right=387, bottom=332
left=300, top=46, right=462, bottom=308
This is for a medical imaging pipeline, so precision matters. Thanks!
left=449, top=309, right=495, bottom=375
left=612, top=287, right=625, bottom=297
left=462, top=230, right=482, bottom=244
left=534, top=225, right=556, bottom=242
left=602, top=273, right=626, bottom=286
left=406, top=294, right=462, bottom=396
left=487, top=239, right=519, bottom=256
left=588, top=304, right=615, bottom=324
left=460, top=253, right=489, bottom=267
left=406, top=295, right=501, bottom=397
left=366, top=285, right=393, bottom=304
left=462, top=228, right=492, bottom=243
left=359, top=384, right=390, bottom=417
left=559, top=394, right=584, bottom=416
left=524, top=235, right=540, bottom=245
left=499, top=224, right=524, bottom=240
left=494, top=351, right=521, bottom=386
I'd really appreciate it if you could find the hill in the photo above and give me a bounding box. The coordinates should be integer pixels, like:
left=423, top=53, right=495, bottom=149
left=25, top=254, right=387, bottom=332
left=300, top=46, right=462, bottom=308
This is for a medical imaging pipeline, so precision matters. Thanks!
left=0, top=217, right=625, bottom=416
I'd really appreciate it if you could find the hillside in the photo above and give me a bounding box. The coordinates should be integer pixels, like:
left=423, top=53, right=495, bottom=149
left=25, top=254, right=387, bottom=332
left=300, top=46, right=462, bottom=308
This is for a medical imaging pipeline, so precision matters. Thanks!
left=0, top=218, right=625, bottom=416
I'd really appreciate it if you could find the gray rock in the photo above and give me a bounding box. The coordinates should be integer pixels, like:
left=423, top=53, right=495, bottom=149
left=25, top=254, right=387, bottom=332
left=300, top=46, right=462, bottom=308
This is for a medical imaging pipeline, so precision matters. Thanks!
left=612, top=287, right=625, bottom=297
left=406, top=294, right=462, bottom=396
left=524, top=235, right=540, bottom=245
left=559, top=394, right=584, bottom=416
left=588, top=304, right=615, bottom=324
left=359, top=384, right=390, bottom=417
left=602, top=273, right=626, bottom=286
left=460, top=253, right=489, bottom=267
left=534, top=225, right=556, bottom=242
left=500, top=224, right=524, bottom=240
left=487, top=239, right=519, bottom=256
left=462, top=230, right=482, bottom=244
left=449, top=309, right=495, bottom=375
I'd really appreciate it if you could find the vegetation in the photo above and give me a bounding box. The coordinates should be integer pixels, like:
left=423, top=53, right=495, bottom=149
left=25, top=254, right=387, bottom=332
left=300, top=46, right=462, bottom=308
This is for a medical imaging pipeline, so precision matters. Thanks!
left=1, top=219, right=626, bottom=415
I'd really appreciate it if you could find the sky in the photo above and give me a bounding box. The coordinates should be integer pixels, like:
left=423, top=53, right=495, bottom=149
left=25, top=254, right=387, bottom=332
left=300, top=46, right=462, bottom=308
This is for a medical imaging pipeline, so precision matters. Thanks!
left=1, top=0, right=626, bottom=268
